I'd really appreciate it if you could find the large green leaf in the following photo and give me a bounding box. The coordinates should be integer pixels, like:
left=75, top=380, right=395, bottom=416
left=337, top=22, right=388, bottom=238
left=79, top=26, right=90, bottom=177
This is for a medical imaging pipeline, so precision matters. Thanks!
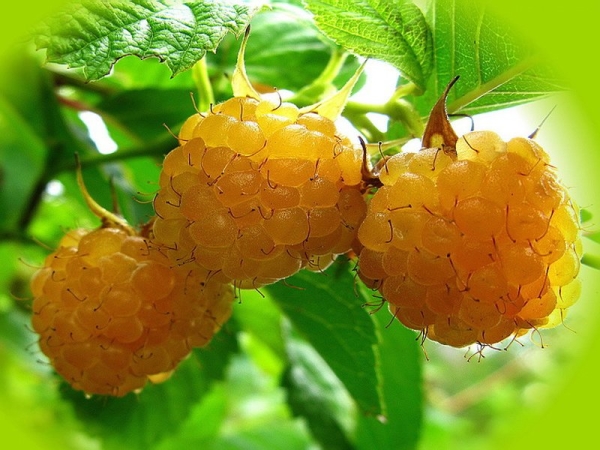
left=267, top=262, right=383, bottom=416
left=212, top=5, right=363, bottom=96
left=0, top=97, right=46, bottom=233
left=233, top=289, right=287, bottom=359
left=304, top=0, right=433, bottom=91
left=35, top=0, right=259, bottom=81
left=282, top=330, right=355, bottom=450
left=155, top=383, right=229, bottom=450
left=61, top=357, right=205, bottom=450
left=97, top=88, right=197, bottom=141
left=60, top=326, right=238, bottom=450
left=355, top=296, right=423, bottom=450
left=410, top=0, right=562, bottom=117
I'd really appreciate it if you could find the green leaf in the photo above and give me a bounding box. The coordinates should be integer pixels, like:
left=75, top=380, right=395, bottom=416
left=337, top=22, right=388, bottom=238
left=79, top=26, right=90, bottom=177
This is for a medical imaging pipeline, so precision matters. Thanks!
left=410, top=0, right=563, bottom=117
left=61, top=353, right=211, bottom=450
left=0, top=96, right=46, bottom=233
left=282, top=330, right=355, bottom=450
left=155, top=383, right=229, bottom=449
left=97, top=88, right=197, bottom=140
left=355, top=297, right=423, bottom=450
left=233, top=289, right=286, bottom=359
left=267, top=262, right=382, bottom=416
left=212, top=5, right=355, bottom=94
left=304, top=0, right=433, bottom=91
left=211, top=421, right=313, bottom=450
left=35, top=0, right=259, bottom=81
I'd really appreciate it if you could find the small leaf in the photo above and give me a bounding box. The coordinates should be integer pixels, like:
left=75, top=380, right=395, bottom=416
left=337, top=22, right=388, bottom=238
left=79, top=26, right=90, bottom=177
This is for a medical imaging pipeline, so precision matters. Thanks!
left=35, top=0, right=259, bottom=81
left=155, top=383, right=229, bottom=450
left=304, top=0, right=433, bottom=91
left=580, top=208, right=593, bottom=225
left=267, top=262, right=382, bottom=416
left=216, top=5, right=362, bottom=95
left=581, top=253, right=600, bottom=271
left=233, top=289, right=286, bottom=359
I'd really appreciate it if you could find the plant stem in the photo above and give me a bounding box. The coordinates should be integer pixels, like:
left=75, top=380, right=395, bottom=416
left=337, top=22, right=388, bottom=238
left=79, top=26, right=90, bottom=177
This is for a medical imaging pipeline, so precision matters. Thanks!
left=56, top=134, right=176, bottom=173
left=389, top=81, right=418, bottom=103
left=192, top=56, right=215, bottom=112
left=288, top=48, right=349, bottom=106
left=344, top=97, right=425, bottom=138
left=313, top=47, right=349, bottom=87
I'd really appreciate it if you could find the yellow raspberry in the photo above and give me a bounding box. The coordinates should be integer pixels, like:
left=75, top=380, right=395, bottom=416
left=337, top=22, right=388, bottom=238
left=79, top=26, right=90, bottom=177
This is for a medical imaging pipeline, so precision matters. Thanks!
left=30, top=224, right=233, bottom=397
left=153, top=97, right=367, bottom=289
left=29, top=162, right=234, bottom=397
left=357, top=79, right=581, bottom=348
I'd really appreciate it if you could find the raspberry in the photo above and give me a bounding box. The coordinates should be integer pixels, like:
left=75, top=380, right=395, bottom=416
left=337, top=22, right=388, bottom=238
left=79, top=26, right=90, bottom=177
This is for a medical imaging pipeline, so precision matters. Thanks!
left=152, top=32, right=367, bottom=289
left=357, top=79, right=582, bottom=348
left=30, top=169, right=233, bottom=397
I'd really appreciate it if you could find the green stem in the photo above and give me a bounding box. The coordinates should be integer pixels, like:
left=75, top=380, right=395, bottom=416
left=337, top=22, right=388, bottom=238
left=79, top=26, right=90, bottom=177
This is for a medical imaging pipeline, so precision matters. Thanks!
left=344, top=97, right=425, bottom=138
left=56, top=134, right=176, bottom=173
left=343, top=112, right=385, bottom=143
left=389, top=81, right=418, bottom=103
left=288, top=48, right=349, bottom=106
left=192, top=56, right=215, bottom=112
left=312, top=47, right=349, bottom=87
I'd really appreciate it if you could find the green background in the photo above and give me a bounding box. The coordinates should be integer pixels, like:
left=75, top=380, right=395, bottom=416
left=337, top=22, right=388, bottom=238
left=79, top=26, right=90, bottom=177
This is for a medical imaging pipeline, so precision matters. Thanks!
left=489, top=2, right=600, bottom=449
left=1, top=0, right=599, bottom=448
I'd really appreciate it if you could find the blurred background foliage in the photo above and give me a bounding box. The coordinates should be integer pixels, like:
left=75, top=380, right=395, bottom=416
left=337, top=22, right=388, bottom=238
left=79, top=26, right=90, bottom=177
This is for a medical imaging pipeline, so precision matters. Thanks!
left=1, top=1, right=599, bottom=449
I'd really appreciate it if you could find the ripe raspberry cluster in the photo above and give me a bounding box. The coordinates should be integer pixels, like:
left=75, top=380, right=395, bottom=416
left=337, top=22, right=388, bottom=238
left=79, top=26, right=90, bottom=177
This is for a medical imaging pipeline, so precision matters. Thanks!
left=152, top=96, right=367, bottom=289
left=28, top=34, right=584, bottom=397
left=356, top=131, right=581, bottom=348
left=30, top=225, right=233, bottom=396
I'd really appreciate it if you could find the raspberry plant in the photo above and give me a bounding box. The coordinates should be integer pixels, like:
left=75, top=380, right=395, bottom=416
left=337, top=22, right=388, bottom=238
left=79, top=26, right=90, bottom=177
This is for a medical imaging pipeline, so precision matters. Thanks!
left=1, top=0, right=598, bottom=449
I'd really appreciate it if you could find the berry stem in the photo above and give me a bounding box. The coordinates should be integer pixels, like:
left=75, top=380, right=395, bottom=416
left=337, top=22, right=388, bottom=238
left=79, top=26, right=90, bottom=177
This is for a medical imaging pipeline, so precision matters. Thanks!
left=344, top=112, right=386, bottom=143
left=344, top=97, right=424, bottom=138
left=288, top=47, right=349, bottom=105
left=421, top=76, right=460, bottom=155
left=192, top=56, right=215, bottom=113
left=74, top=154, right=134, bottom=233
left=389, top=81, right=418, bottom=103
